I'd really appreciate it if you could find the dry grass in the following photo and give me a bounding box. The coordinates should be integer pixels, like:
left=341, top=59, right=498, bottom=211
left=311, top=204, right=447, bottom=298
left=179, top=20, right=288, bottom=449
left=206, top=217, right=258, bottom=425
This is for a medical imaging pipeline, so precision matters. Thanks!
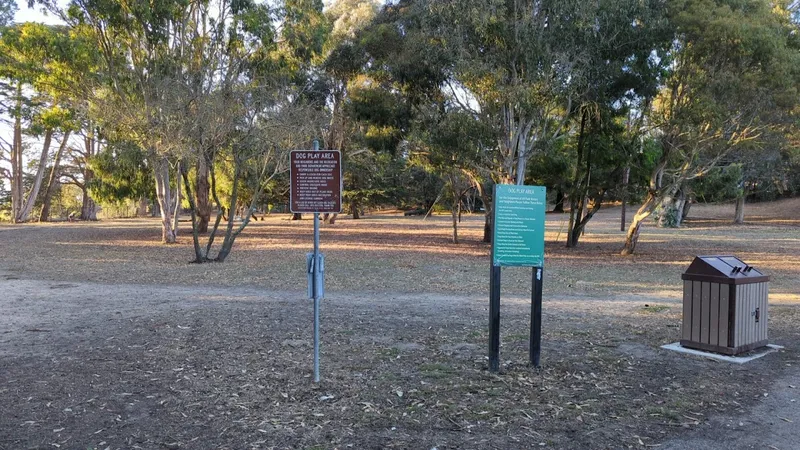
left=1, top=198, right=797, bottom=302
left=0, top=198, right=798, bottom=449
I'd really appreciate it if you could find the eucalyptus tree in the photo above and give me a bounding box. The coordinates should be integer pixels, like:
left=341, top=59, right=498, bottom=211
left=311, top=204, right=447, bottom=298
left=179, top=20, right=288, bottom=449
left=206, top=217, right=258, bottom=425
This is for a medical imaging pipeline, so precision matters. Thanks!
left=432, top=0, right=588, bottom=186
left=394, top=0, right=609, bottom=242
left=50, top=0, right=199, bottom=241
left=0, top=22, right=87, bottom=222
left=725, top=135, right=789, bottom=224
left=321, top=0, right=450, bottom=219
left=621, top=0, right=800, bottom=254
left=561, top=0, right=670, bottom=247
left=166, top=0, right=326, bottom=261
left=172, top=0, right=326, bottom=262
left=406, top=108, right=492, bottom=243
left=317, top=0, right=379, bottom=222
left=49, top=0, right=325, bottom=249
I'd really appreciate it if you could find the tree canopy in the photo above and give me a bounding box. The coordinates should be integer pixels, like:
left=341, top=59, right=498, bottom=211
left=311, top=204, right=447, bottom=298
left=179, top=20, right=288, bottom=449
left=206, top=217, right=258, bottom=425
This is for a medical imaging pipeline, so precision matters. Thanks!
left=2, top=0, right=800, bottom=257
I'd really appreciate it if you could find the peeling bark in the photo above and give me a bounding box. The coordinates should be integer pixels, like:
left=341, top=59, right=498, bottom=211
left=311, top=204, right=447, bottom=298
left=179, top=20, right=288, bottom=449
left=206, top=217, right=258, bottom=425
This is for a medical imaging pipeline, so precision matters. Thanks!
left=154, top=157, right=177, bottom=244
left=195, top=155, right=210, bottom=232
left=734, top=196, right=745, bottom=224
left=79, top=132, right=98, bottom=221
left=39, top=131, right=71, bottom=222
left=80, top=191, right=98, bottom=221
left=10, top=84, right=23, bottom=223
left=621, top=192, right=658, bottom=255
left=18, top=129, right=54, bottom=222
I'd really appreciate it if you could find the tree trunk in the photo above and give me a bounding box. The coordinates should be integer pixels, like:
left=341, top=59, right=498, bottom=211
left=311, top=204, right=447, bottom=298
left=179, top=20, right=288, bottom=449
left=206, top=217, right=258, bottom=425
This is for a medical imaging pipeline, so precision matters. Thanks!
left=480, top=187, right=493, bottom=243
left=566, top=196, right=583, bottom=248
left=566, top=110, right=589, bottom=248
left=17, top=129, right=54, bottom=222
left=674, top=189, right=686, bottom=227
left=567, top=191, right=606, bottom=247
left=451, top=206, right=459, bottom=244
left=621, top=192, right=658, bottom=255
left=657, top=183, right=683, bottom=228
left=351, top=199, right=360, bottom=219
left=10, top=84, right=23, bottom=223
left=137, top=196, right=149, bottom=217
left=79, top=133, right=98, bottom=221
left=291, top=213, right=302, bottom=220
left=80, top=187, right=98, bottom=221
left=172, top=161, right=182, bottom=235
left=40, top=130, right=71, bottom=222
left=215, top=160, right=242, bottom=263
left=681, top=198, right=692, bottom=223
left=450, top=181, right=460, bottom=244
left=553, top=188, right=565, bottom=213
left=322, top=213, right=339, bottom=224
left=620, top=166, right=629, bottom=231
left=515, top=138, right=528, bottom=185
left=195, top=155, right=211, bottom=232
left=326, top=85, right=347, bottom=151
left=154, top=157, right=176, bottom=243
left=180, top=163, right=206, bottom=263
left=569, top=205, right=584, bottom=246
left=734, top=196, right=745, bottom=224
left=656, top=195, right=675, bottom=228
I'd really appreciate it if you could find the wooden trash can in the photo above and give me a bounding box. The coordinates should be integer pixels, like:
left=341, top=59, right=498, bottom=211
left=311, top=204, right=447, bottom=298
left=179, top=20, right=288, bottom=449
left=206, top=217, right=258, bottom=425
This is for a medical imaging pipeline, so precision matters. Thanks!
left=681, top=256, right=769, bottom=355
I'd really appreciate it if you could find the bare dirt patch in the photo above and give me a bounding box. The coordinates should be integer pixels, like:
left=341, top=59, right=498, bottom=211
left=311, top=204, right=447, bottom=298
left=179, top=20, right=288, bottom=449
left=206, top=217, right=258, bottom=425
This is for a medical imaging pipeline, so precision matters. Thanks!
left=0, top=200, right=798, bottom=449
left=1, top=200, right=797, bottom=300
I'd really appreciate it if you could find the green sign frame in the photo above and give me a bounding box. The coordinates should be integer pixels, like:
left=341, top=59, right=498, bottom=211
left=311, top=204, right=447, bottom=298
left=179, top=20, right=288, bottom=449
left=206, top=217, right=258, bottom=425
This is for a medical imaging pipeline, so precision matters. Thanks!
left=491, top=184, right=546, bottom=267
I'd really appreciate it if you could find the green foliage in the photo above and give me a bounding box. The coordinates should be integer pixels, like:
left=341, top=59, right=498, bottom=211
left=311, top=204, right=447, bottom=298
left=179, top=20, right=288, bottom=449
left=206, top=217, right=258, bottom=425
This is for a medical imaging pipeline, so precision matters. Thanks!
left=658, top=0, right=800, bottom=155
left=342, top=151, right=404, bottom=210
left=282, top=0, right=328, bottom=63
left=0, top=177, right=10, bottom=220
left=626, top=138, right=663, bottom=204
left=87, top=144, right=154, bottom=204
left=653, top=204, right=680, bottom=227
left=347, top=80, right=410, bottom=153
left=527, top=143, right=571, bottom=190
left=400, top=166, right=443, bottom=210
left=0, top=22, right=91, bottom=125
left=691, top=164, right=744, bottom=203
left=51, top=183, right=83, bottom=218
left=4, top=0, right=799, bottom=241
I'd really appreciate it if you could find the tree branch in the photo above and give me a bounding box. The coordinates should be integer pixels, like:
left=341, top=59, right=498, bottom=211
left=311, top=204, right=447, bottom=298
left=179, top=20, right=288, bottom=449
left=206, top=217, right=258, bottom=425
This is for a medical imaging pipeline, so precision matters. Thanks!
left=61, top=173, right=86, bottom=189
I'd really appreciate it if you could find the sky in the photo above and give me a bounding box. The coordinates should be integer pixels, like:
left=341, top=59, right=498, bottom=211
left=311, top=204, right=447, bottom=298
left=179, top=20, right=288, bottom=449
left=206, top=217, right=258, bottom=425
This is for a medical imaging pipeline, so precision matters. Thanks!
left=13, top=0, right=65, bottom=25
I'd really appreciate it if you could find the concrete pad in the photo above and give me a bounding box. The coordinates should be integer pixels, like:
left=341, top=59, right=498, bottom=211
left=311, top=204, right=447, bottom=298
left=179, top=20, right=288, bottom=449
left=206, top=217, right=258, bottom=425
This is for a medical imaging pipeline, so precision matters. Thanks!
left=660, top=342, right=784, bottom=364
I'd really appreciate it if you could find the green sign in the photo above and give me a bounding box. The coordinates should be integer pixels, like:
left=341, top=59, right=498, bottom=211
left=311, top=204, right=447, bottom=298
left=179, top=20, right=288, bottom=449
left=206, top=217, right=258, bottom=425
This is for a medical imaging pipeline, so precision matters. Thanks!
left=492, top=184, right=546, bottom=267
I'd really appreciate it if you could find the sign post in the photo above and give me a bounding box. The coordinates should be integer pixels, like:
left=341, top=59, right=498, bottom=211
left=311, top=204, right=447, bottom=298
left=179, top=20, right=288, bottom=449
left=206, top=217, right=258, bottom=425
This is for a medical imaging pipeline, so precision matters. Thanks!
left=290, top=141, right=342, bottom=382
left=489, top=184, right=546, bottom=370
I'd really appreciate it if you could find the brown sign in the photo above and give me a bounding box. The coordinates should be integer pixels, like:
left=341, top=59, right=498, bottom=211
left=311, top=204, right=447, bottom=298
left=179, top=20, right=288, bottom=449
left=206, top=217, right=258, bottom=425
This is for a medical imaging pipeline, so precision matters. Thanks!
left=290, top=150, right=342, bottom=213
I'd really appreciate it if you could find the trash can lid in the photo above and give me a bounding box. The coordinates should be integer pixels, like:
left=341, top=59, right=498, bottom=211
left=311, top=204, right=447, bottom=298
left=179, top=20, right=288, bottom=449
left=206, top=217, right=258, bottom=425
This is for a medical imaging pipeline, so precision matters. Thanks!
left=681, top=255, right=770, bottom=284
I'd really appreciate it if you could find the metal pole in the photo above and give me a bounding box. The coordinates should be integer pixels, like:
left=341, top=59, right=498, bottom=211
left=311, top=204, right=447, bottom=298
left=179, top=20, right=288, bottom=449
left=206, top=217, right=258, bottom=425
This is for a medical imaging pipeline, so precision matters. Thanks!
left=489, top=265, right=501, bottom=372
left=312, top=139, right=321, bottom=383
left=530, top=267, right=543, bottom=367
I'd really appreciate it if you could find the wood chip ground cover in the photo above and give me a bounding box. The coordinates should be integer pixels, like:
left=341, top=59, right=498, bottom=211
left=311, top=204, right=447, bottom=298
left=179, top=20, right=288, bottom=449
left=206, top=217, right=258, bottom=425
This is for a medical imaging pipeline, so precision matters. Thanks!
left=0, top=199, right=798, bottom=449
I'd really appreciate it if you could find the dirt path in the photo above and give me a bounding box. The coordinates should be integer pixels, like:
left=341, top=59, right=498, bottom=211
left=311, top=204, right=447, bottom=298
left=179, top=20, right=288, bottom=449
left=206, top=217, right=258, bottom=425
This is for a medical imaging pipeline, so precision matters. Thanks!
left=660, top=370, right=800, bottom=450
left=2, top=271, right=798, bottom=449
